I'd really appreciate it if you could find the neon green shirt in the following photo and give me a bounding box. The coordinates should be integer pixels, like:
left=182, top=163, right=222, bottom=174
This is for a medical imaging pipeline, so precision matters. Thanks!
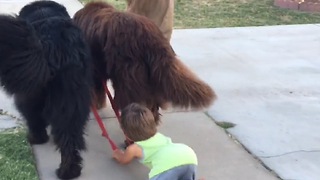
left=135, top=133, right=198, bottom=178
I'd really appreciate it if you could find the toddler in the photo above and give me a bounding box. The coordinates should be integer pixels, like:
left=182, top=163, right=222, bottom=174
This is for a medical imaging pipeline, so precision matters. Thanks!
left=112, top=103, right=198, bottom=180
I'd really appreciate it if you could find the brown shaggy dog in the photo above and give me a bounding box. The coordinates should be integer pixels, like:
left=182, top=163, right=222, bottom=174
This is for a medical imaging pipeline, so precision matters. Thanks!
left=73, top=1, right=216, bottom=124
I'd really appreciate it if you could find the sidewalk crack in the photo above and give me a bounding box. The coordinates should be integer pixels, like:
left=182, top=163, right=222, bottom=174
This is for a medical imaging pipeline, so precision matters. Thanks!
left=259, top=149, right=320, bottom=158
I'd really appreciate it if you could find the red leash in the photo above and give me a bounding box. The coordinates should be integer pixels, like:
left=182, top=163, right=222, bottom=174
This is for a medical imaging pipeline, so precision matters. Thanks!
left=92, top=81, right=132, bottom=151
left=102, top=81, right=121, bottom=121
left=91, top=106, right=117, bottom=150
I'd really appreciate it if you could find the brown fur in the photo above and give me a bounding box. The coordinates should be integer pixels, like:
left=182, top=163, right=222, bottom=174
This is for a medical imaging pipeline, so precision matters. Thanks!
left=73, top=1, right=217, bottom=123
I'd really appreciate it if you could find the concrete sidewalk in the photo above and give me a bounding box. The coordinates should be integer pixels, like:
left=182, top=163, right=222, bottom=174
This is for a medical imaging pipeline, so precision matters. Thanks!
left=171, top=25, right=320, bottom=180
left=33, top=108, right=278, bottom=180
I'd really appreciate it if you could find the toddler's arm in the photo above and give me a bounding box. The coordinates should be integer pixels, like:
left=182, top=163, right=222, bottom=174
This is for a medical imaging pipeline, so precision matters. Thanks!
left=112, top=144, right=143, bottom=165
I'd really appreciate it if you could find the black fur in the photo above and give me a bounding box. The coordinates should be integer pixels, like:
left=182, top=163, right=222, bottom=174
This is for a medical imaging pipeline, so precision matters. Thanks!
left=0, top=1, right=92, bottom=179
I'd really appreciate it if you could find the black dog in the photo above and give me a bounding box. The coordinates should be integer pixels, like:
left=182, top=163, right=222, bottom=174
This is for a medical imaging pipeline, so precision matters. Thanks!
left=0, top=1, right=92, bottom=179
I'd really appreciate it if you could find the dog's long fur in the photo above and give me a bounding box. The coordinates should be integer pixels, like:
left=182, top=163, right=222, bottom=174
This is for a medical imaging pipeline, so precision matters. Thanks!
left=73, top=1, right=217, bottom=123
left=0, top=1, right=92, bottom=179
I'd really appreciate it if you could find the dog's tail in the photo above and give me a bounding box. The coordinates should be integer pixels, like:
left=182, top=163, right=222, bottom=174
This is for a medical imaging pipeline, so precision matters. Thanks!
left=0, top=15, right=49, bottom=95
left=153, top=56, right=217, bottom=110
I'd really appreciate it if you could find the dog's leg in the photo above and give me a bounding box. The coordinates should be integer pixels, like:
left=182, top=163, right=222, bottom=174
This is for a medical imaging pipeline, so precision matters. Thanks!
left=52, top=126, right=85, bottom=180
left=44, top=67, right=91, bottom=179
left=48, top=90, right=89, bottom=180
left=93, top=76, right=107, bottom=109
left=150, top=104, right=161, bottom=125
left=14, top=93, right=49, bottom=144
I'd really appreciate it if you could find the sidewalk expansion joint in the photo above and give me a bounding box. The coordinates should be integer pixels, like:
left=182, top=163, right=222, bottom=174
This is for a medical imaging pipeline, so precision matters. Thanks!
left=259, top=149, right=320, bottom=159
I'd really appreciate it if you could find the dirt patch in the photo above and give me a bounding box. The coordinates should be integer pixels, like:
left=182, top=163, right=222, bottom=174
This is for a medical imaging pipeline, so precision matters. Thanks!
left=274, top=0, right=320, bottom=12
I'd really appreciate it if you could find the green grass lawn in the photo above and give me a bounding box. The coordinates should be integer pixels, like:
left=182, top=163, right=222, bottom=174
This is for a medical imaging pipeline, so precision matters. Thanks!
left=80, top=0, right=320, bottom=28
left=0, top=128, right=38, bottom=180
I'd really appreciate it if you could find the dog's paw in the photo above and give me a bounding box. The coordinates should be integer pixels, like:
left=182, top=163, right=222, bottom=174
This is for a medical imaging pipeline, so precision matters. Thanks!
left=56, top=164, right=82, bottom=180
left=27, top=131, right=49, bottom=145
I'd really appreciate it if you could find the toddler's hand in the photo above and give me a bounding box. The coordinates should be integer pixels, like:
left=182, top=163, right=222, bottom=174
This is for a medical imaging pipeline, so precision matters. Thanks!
left=112, top=149, right=124, bottom=160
